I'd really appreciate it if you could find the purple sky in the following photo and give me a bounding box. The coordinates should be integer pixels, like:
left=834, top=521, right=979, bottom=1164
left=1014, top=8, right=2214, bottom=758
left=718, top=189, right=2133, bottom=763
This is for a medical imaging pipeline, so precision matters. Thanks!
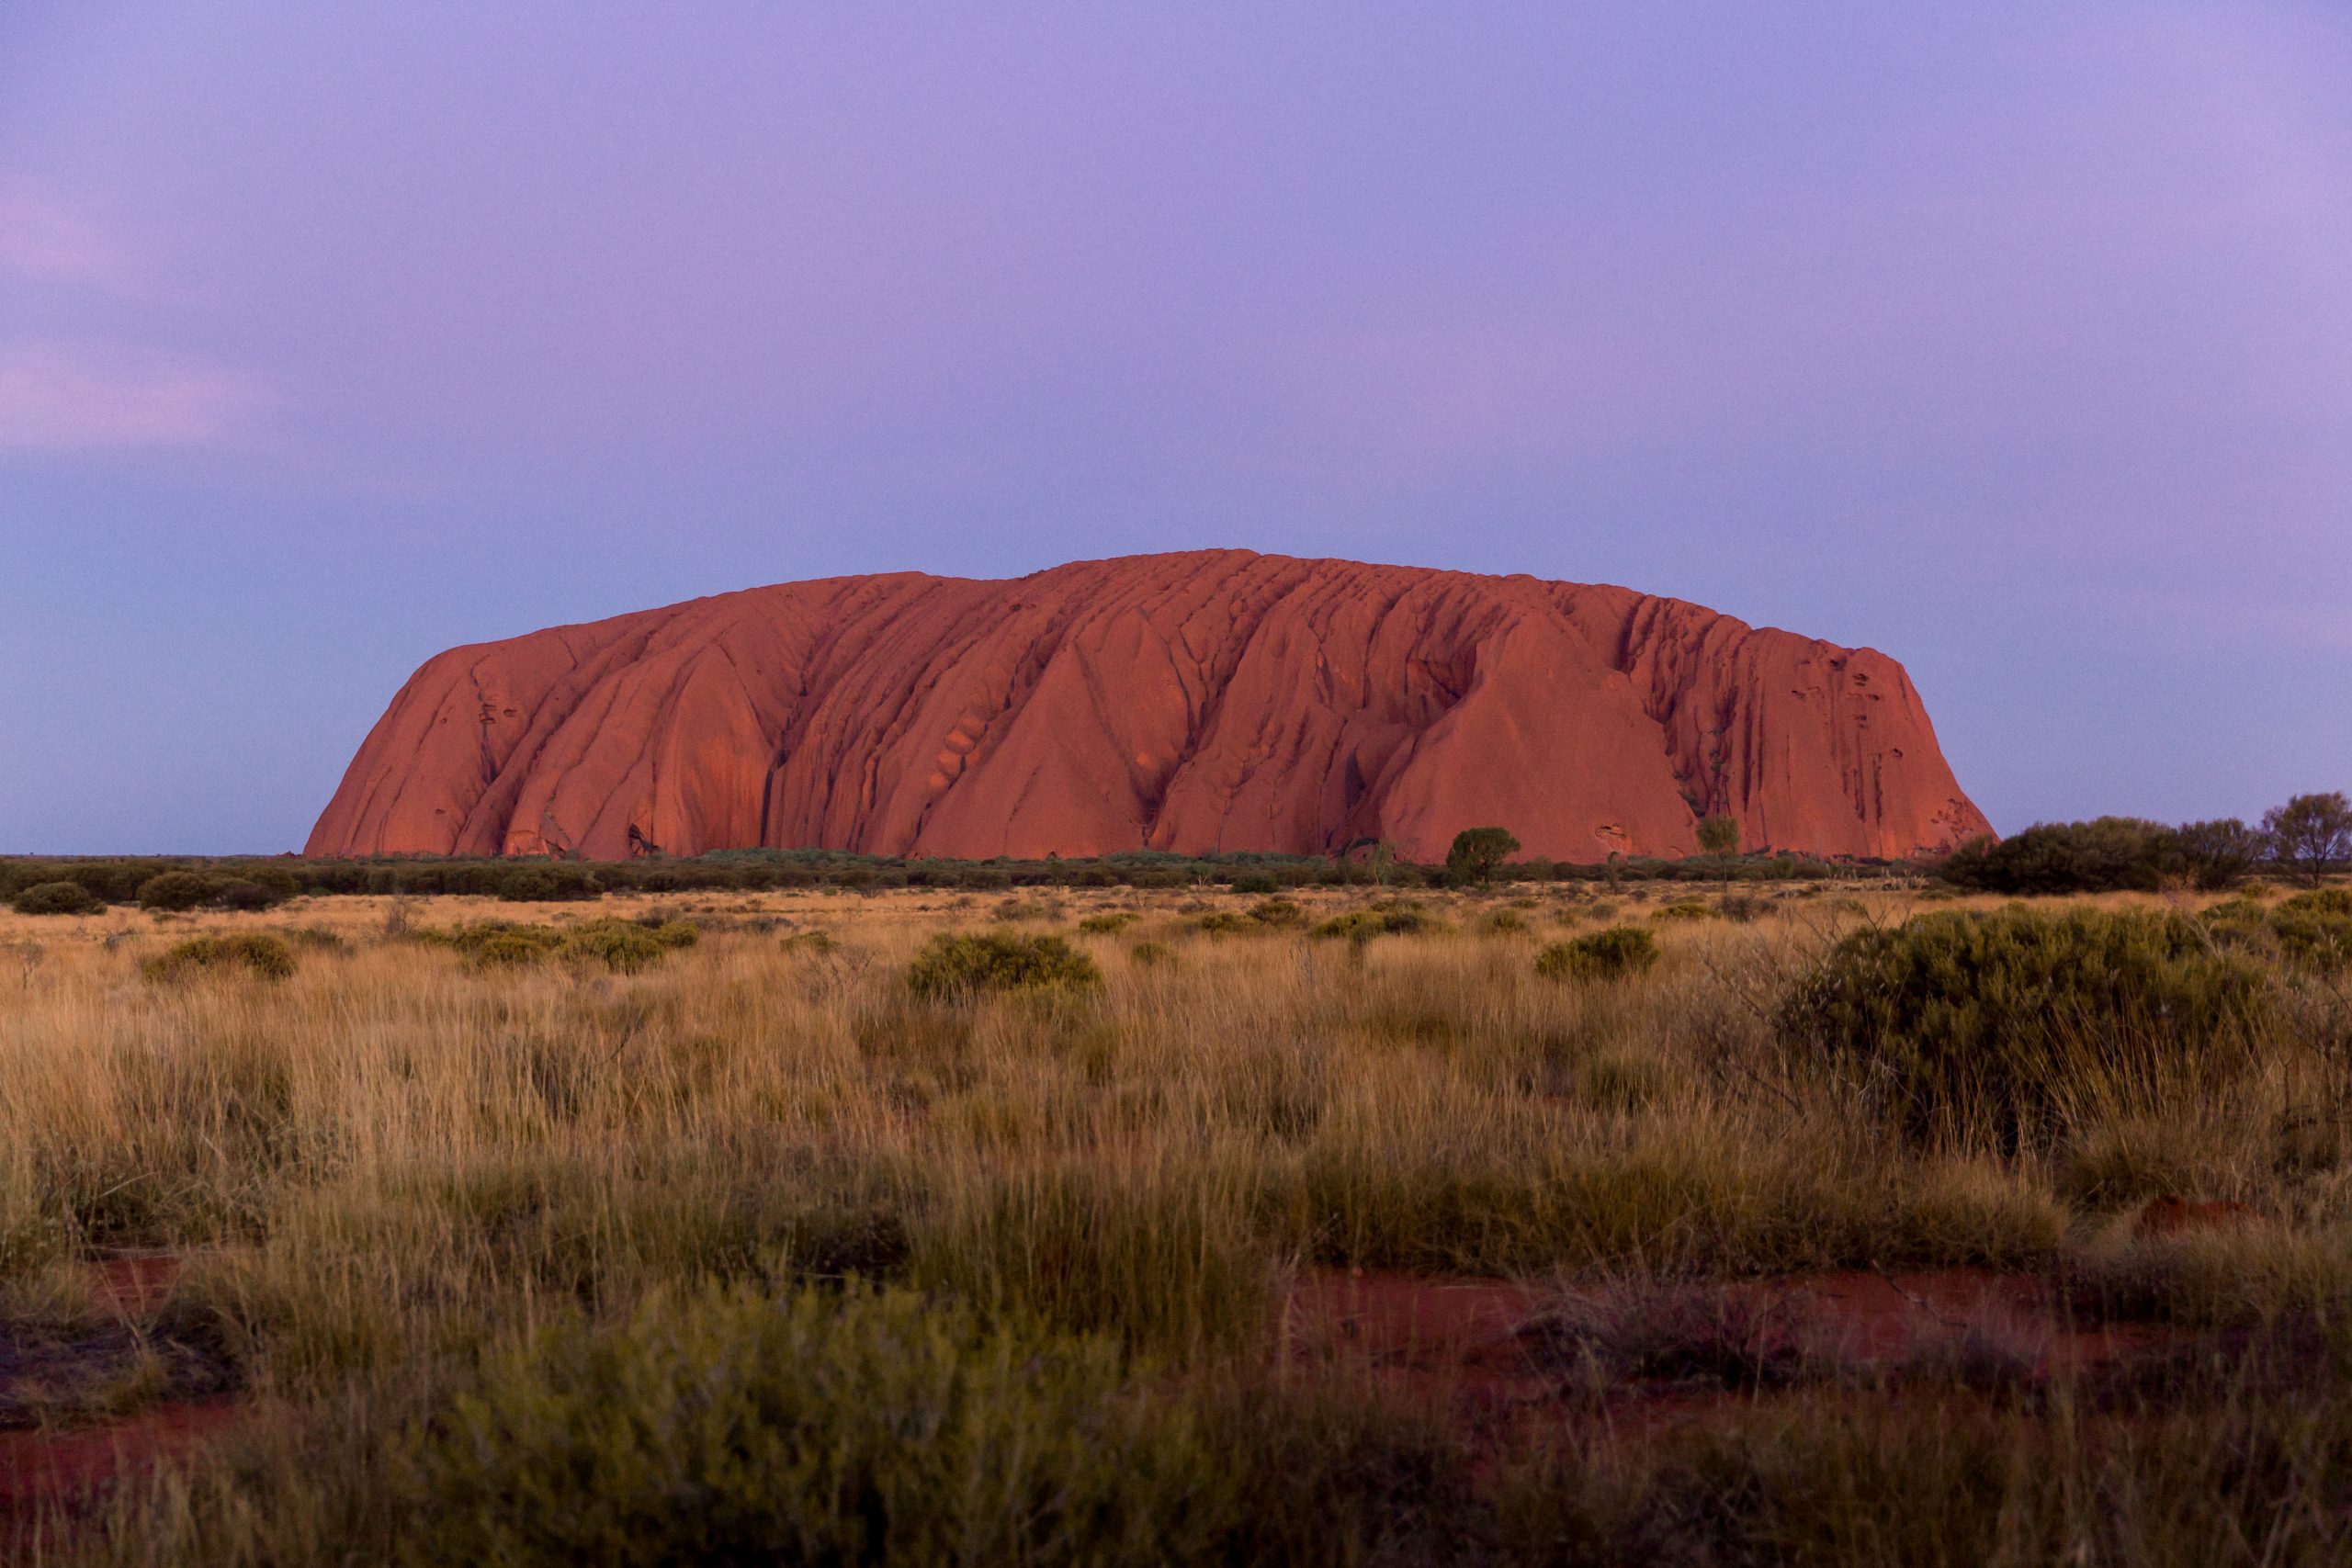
left=4, top=2, right=2348, bottom=852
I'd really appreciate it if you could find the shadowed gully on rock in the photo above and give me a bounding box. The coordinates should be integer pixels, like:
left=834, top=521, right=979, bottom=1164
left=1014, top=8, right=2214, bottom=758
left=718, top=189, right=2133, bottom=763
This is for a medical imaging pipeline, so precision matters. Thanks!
left=308, top=550, right=1989, bottom=862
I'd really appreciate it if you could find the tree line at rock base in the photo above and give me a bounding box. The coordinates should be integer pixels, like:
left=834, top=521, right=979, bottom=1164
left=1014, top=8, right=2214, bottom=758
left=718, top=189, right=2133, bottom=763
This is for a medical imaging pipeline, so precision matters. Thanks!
left=1936, top=792, right=2352, bottom=895
left=0, top=843, right=1883, bottom=912
left=7, top=792, right=2346, bottom=914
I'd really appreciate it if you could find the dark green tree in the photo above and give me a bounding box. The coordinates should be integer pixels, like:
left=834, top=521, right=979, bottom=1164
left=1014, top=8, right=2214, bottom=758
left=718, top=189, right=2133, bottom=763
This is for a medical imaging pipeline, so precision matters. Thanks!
left=2265, top=793, right=2352, bottom=887
left=1445, top=827, right=1520, bottom=886
left=2173, top=818, right=2261, bottom=891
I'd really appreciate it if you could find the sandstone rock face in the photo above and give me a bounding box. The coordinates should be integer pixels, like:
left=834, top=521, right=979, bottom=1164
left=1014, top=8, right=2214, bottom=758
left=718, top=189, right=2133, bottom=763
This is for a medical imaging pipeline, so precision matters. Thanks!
left=308, top=550, right=1990, bottom=863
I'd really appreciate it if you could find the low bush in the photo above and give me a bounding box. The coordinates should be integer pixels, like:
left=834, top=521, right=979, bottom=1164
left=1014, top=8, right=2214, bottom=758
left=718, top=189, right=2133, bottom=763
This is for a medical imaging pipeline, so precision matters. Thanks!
left=560, top=916, right=698, bottom=973
left=1651, top=900, right=1713, bottom=922
left=142, top=933, right=296, bottom=982
left=1779, top=908, right=2272, bottom=1151
left=12, top=880, right=97, bottom=916
left=1128, top=941, right=1177, bottom=968
left=1312, top=901, right=1439, bottom=942
left=395, top=1285, right=1227, bottom=1566
left=2269, top=889, right=2352, bottom=973
left=491, top=866, right=604, bottom=903
left=1535, top=925, right=1660, bottom=982
left=1076, top=911, right=1137, bottom=934
left=137, top=871, right=216, bottom=912
left=905, top=931, right=1102, bottom=999
left=213, top=878, right=286, bottom=912
left=418, top=918, right=698, bottom=972
left=469, top=928, right=562, bottom=967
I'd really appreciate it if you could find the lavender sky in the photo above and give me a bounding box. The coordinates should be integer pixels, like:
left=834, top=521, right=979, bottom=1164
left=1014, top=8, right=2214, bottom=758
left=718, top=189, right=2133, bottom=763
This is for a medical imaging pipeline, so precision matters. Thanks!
left=3, top=2, right=2348, bottom=852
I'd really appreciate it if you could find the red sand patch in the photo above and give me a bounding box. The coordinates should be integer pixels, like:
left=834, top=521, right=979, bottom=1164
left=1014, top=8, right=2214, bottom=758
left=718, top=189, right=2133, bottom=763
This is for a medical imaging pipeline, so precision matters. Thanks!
left=1283, top=1267, right=2186, bottom=1445
left=92, top=1253, right=181, bottom=1317
left=0, top=1253, right=246, bottom=1537
left=2135, top=1196, right=2260, bottom=1237
left=0, top=1398, right=243, bottom=1510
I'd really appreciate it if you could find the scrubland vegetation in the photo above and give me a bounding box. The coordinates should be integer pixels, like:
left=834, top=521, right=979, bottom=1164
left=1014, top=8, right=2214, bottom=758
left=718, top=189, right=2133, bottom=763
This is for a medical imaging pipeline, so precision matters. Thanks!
left=5, top=862, right=2352, bottom=1562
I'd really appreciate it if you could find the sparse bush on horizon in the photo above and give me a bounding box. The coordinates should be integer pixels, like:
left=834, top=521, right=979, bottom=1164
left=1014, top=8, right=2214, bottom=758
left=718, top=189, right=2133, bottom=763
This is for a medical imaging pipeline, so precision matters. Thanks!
left=11, top=879, right=97, bottom=916
left=1940, top=795, right=2352, bottom=896
left=137, top=871, right=217, bottom=912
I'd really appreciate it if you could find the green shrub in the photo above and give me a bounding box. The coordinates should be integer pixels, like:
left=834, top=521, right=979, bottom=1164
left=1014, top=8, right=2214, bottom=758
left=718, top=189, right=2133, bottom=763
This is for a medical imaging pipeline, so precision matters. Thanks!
left=12, top=881, right=97, bottom=916
left=418, top=922, right=560, bottom=964
left=395, top=1285, right=1227, bottom=1567
left=1715, top=893, right=1768, bottom=922
left=1651, top=900, right=1713, bottom=922
left=214, top=878, right=286, bottom=912
left=1938, top=817, right=2181, bottom=895
left=1227, top=870, right=1280, bottom=896
left=560, top=917, right=697, bottom=973
left=1246, top=897, right=1307, bottom=928
left=2269, top=890, right=2352, bottom=972
left=1194, top=910, right=1253, bottom=935
left=136, top=871, right=216, bottom=912
left=470, top=930, right=561, bottom=967
left=905, top=931, right=1102, bottom=999
left=1312, top=901, right=1439, bottom=942
left=1778, top=908, right=2271, bottom=1150
left=1076, top=911, right=1137, bottom=934
left=1128, top=941, right=1177, bottom=968
left=782, top=928, right=837, bottom=953
left=142, top=933, right=296, bottom=982
left=1535, top=925, right=1659, bottom=982
left=491, top=866, right=604, bottom=903
left=2279, top=889, right=2352, bottom=917
left=423, top=918, right=695, bottom=972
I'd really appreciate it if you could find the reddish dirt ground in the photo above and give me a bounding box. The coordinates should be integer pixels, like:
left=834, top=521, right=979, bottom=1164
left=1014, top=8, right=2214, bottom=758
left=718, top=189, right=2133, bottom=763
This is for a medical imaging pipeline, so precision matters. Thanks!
left=0, top=1239, right=2258, bottom=1531
left=0, top=1398, right=245, bottom=1508
left=1283, top=1264, right=2189, bottom=1445
left=0, top=1252, right=252, bottom=1541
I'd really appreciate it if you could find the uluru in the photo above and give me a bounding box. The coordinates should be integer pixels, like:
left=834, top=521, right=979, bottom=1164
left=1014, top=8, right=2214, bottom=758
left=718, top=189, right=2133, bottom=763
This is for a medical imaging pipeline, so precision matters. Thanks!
left=307, top=549, right=1989, bottom=863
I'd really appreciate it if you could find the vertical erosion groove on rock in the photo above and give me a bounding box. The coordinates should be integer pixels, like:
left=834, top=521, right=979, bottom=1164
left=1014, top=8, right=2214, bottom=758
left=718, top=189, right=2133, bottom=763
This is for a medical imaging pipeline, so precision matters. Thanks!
left=306, top=549, right=1990, bottom=862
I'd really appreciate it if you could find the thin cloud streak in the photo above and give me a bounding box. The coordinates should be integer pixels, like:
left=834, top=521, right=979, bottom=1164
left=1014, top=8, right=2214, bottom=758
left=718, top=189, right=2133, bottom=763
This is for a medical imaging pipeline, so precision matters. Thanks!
left=0, top=175, right=140, bottom=293
left=0, top=341, right=266, bottom=450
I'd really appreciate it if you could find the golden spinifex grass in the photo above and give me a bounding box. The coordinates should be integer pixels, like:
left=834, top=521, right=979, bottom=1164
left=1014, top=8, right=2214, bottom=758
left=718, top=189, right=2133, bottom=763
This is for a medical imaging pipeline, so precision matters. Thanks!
left=4, top=882, right=2352, bottom=1564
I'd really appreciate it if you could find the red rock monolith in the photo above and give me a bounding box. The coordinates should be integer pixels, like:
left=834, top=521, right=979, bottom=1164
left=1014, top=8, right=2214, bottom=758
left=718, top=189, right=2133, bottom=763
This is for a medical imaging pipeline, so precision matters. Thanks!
left=307, top=550, right=1990, bottom=863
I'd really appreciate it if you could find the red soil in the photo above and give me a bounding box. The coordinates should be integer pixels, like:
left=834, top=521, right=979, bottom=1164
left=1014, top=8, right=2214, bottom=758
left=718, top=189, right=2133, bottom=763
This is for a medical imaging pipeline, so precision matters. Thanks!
left=0, top=1253, right=245, bottom=1540
left=0, top=1399, right=245, bottom=1511
left=2134, top=1196, right=2260, bottom=1237
left=309, top=549, right=1989, bottom=863
left=1283, top=1266, right=2186, bottom=1445
left=92, top=1253, right=181, bottom=1317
